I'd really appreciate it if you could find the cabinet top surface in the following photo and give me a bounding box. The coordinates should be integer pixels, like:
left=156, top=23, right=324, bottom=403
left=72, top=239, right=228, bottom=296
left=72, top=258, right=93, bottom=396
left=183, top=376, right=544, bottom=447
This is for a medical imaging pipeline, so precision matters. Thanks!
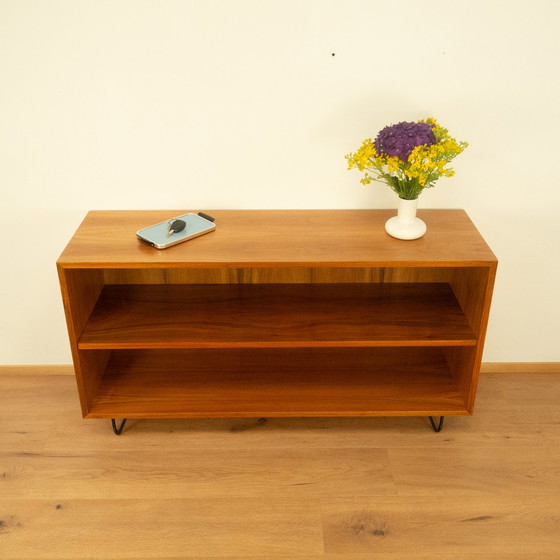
left=57, top=209, right=497, bottom=268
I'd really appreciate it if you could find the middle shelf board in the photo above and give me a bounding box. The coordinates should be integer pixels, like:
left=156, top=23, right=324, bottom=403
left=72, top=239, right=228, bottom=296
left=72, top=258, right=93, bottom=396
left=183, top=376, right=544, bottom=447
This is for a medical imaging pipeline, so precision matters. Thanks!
left=78, top=283, right=477, bottom=349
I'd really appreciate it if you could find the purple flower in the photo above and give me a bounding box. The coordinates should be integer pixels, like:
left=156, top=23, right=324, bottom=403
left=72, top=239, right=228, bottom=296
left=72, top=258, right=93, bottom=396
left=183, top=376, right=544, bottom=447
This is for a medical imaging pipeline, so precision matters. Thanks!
left=374, top=121, right=436, bottom=161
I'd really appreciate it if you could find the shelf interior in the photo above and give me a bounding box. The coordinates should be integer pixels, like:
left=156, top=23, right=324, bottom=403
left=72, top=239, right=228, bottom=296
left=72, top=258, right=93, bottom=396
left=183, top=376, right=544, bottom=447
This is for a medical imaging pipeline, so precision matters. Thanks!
left=79, top=283, right=476, bottom=349
left=87, top=347, right=469, bottom=418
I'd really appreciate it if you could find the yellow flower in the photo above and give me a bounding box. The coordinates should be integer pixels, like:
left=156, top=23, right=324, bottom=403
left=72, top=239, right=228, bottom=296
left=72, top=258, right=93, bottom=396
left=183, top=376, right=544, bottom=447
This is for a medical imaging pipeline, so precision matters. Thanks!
left=386, top=156, right=400, bottom=172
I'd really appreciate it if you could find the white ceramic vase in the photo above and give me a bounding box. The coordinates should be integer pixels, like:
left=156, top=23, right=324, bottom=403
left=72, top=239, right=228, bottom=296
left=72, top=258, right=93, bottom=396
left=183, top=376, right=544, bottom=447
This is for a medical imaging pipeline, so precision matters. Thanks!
left=385, top=197, right=426, bottom=240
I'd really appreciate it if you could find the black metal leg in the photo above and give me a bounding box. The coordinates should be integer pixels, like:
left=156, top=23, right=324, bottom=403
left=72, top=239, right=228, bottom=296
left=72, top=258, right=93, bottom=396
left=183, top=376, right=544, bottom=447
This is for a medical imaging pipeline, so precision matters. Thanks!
left=111, top=418, right=127, bottom=435
left=429, top=416, right=444, bottom=432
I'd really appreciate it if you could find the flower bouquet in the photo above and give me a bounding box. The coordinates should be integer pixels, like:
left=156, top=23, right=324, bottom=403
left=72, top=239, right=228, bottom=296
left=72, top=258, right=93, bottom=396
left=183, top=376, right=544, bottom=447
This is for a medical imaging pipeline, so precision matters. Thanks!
left=345, top=118, right=468, bottom=239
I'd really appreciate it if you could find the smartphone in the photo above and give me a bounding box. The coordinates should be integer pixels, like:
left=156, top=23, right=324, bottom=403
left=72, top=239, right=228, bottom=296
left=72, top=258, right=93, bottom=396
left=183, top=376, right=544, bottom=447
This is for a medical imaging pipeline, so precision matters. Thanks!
left=136, top=212, right=216, bottom=249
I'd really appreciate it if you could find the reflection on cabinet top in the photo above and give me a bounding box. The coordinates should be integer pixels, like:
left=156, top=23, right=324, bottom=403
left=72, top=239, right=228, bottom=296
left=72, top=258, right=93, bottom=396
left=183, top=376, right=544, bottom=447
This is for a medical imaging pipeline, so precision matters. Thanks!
left=57, top=209, right=497, bottom=269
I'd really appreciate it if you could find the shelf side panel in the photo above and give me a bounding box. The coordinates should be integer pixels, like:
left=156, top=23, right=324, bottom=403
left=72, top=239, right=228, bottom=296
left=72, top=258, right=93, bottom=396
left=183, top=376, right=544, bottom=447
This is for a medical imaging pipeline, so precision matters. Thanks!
left=57, top=267, right=108, bottom=416
left=446, top=263, right=498, bottom=412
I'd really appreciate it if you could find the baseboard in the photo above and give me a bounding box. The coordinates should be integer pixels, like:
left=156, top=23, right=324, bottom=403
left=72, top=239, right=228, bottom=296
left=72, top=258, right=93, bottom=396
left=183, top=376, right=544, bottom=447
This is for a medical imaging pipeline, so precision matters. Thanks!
left=0, top=364, right=75, bottom=375
left=480, top=362, right=560, bottom=373
left=1, top=363, right=560, bottom=375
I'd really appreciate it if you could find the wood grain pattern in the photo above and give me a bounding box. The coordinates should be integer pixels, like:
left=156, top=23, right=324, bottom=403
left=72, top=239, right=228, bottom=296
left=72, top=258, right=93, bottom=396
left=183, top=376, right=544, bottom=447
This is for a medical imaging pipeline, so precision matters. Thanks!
left=86, top=347, right=467, bottom=418
left=321, top=496, right=560, bottom=555
left=56, top=210, right=497, bottom=421
left=56, top=267, right=107, bottom=416
left=79, top=283, right=476, bottom=349
left=2, top=369, right=560, bottom=559
left=102, top=266, right=486, bottom=285
left=57, top=209, right=497, bottom=268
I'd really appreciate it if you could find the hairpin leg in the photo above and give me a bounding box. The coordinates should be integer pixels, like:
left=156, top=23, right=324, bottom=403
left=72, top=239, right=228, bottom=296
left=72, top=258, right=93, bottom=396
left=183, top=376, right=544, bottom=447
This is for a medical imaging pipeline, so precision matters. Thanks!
left=429, top=416, right=444, bottom=432
left=111, top=418, right=127, bottom=435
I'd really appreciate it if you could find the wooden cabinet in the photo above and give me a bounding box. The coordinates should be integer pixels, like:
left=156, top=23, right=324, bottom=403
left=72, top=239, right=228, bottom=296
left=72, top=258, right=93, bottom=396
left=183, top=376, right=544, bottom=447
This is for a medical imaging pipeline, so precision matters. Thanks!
left=57, top=210, right=497, bottom=426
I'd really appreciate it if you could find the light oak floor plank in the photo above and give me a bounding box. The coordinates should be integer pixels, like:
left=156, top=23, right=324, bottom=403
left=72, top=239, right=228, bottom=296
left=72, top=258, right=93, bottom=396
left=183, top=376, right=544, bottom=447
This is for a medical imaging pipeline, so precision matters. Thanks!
left=1, top=447, right=394, bottom=500
left=321, top=496, right=560, bottom=555
left=1, top=498, right=323, bottom=558
left=1, top=368, right=560, bottom=558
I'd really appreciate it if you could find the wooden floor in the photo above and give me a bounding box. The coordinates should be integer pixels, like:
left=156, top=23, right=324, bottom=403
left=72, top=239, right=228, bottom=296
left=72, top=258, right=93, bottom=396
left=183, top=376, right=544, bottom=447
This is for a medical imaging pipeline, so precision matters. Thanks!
left=1, top=366, right=560, bottom=559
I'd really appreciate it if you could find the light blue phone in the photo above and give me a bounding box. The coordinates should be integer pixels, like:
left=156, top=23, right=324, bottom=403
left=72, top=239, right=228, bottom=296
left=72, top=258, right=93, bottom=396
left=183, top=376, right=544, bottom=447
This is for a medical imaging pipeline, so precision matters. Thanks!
left=136, top=212, right=216, bottom=249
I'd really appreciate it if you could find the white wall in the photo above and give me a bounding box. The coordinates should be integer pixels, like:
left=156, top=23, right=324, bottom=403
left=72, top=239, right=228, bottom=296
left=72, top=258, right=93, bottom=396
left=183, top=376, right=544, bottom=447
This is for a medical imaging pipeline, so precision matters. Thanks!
left=1, top=0, right=559, bottom=364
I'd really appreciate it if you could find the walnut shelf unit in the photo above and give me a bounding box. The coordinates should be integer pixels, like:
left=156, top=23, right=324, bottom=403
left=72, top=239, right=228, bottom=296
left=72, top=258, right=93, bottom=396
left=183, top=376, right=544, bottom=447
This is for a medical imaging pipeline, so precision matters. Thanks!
left=57, top=210, right=497, bottom=428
